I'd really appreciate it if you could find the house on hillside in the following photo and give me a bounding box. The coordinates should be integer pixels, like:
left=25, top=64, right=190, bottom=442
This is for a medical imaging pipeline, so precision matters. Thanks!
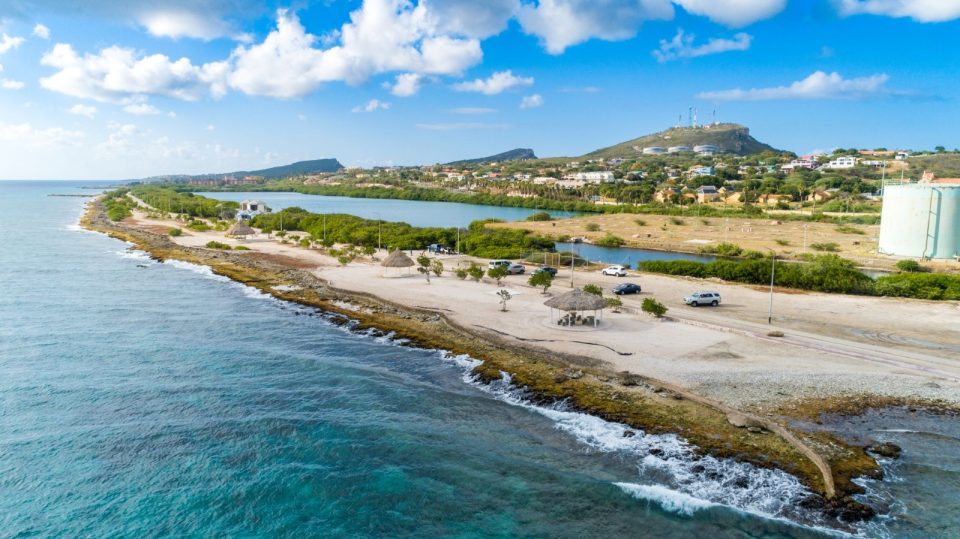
left=696, top=185, right=720, bottom=203
left=756, top=193, right=792, bottom=206
left=574, top=171, right=616, bottom=183
left=688, top=165, right=714, bottom=178
left=805, top=190, right=834, bottom=202
left=822, top=156, right=857, bottom=170
left=654, top=187, right=680, bottom=203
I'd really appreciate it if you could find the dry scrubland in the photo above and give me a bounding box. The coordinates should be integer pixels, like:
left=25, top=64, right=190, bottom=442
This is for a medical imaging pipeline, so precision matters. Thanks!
left=492, top=213, right=957, bottom=273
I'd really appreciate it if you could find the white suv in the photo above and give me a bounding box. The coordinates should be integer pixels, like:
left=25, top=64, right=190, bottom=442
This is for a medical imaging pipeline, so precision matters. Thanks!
left=683, top=291, right=721, bottom=307
left=601, top=265, right=627, bottom=277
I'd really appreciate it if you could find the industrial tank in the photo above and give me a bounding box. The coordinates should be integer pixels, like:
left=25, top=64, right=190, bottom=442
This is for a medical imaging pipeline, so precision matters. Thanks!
left=878, top=184, right=960, bottom=259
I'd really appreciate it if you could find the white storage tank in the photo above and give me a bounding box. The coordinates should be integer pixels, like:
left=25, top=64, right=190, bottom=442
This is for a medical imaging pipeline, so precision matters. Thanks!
left=878, top=184, right=960, bottom=259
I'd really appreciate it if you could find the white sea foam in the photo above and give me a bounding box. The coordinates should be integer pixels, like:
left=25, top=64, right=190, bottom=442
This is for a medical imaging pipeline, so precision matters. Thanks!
left=113, top=249, right=154, bottom=262
left=614, top=482, right=720, bottom=516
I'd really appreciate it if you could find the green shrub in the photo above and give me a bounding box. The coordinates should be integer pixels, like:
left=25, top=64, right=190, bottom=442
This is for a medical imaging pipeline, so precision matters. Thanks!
left=526, top=211, right=553, bottom=221
left=234, top=245, right=250, bottom=251
left=895, top=260, right=922, bottom=273
left=670, top=217, right=686, bottom=226
left=455, top=267, right=468, bottom=280
left=594, top=233, right=626, bottom=248
left=605, top=297, right=623, bottom=310
left=168, top=228, right=182, bottom=237
left=701, top=219, right=712, bottom=226
left=835, top=225, right=865, bottom=235
left=187, top=221, right=211, bottom=232
left=582, top=284, right=603, bottom=296
left=634, top=219, right=647, bottom=226
left=811, top=242, right=840, bottom=252
left=874, top=273, right=960, bottom=300
left=702, top=242, right=742, bottom=257
left=431, top=259, right=444, bottom=277
left=487, top=264, right=509, bottom=285
left=528, top=270, right=553, bottom=294
left=641, top=298, right=667, bottom=317
left=775, top=239, right=790, bottom=246
left=205, top=240, right=232, bottom=250
left=467, top=263, right=485, bottom=282
left=585, top=223, right=601, bottom=232
left=299, top=238, right=311, bottom=248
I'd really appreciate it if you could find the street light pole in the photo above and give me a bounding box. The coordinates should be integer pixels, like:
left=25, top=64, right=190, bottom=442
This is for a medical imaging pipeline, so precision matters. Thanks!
left=767, top=249, right=776, bottom=324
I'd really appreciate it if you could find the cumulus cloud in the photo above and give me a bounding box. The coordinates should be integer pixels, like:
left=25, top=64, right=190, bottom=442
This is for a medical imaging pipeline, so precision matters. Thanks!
left=673, top=0, right=786, bottom=27
left=39, top=43, right=228, bottom=102
left=697, top=71, right=891, bottom=101
left=32, top=24, right=50, bottom=39
left=520, top=93, right=543, bottom=108
left=0, top=122, right=83, bottom=147
left=452, top=70, right=533, bottom=94
left=352, top=98, right=391, bottom=112
left=139, top=10, right=235, bottom=40
left=67, top=104, right=97, bottom=118
left=227, top=6, right=482, bottom=98
left=422, top=0, right=518, bottom=38
left=1, top=79, right=25, bottom=89
left=653, top=29, right=752, bottom=62
left=836, top=0, right=960, bottom=22
left=518, top=0, right=674, bottom=54
left=389, top=73, right=424, bottom=96
left=0, top=33, right=25, bottom=54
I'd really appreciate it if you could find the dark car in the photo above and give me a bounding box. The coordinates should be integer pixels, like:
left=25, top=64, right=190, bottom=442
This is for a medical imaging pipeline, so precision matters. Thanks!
left=534, top=266, right=558, bottom=277
left=612, top=283, right=641, bottom=295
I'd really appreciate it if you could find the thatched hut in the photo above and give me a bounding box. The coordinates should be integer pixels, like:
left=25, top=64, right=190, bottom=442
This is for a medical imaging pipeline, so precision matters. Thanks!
left=226, top=221, right=256, bottom=238
left=381, top=249, right=415, bottom=276
left=544, top=288, right=606, bottom=327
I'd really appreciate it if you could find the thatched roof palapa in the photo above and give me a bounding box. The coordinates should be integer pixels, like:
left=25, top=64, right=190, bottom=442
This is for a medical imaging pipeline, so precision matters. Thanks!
left=381, top=250, right=415, bottom=268
left=226, top=222, right=256, bottom=236
left=544, top=288, right=606, bottom=311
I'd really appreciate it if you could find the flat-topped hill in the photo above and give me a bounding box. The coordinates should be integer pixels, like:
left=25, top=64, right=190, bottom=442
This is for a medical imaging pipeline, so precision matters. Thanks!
left=583, top=123, right=779, bottom=158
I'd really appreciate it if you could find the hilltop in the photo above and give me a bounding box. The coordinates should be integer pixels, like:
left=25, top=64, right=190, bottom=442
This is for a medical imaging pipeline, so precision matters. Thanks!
left=583, top=123, right=779, bottom=158
left=446, top=148, right=537, bottom=166
left=141, top=158, right=343, bottom=182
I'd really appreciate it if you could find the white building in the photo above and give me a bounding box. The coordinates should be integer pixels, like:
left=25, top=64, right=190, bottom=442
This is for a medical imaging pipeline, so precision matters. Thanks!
left=532, top=176, right=556, bottom=185
left=823, top=156, right=857, bottom=170
left=573, top=171, right=616, bottom=183
left=237, top=200, right=270, bottom=221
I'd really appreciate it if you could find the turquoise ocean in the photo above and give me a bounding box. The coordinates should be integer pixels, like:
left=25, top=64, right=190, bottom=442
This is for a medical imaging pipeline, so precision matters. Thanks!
left=1, top=181, right=958, bottom=538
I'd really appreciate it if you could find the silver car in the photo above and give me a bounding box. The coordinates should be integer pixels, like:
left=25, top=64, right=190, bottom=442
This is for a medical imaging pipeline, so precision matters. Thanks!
left=683, top=291, right=721, bottom=307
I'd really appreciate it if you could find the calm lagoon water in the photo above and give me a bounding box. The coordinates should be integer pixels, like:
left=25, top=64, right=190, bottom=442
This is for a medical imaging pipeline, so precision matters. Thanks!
left=1, top=181, right=957, bottom=537
left=197, top=191, right=581, bottom=228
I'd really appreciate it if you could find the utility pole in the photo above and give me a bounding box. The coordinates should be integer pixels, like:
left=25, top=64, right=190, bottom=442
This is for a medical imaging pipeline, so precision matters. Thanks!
left=767, top=249, right=776, bottom=324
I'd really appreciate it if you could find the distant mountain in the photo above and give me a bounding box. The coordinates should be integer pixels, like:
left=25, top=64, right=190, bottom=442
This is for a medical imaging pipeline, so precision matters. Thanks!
left=446, top=148, right=537, bottom=166
left=582, top=124, right=779, bottom=158
left=142, top=158, right=343, bottom=182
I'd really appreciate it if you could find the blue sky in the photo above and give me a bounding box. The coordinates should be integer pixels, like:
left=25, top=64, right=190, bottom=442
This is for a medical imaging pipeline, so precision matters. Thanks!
left=0, top=0, right=958, bottom=180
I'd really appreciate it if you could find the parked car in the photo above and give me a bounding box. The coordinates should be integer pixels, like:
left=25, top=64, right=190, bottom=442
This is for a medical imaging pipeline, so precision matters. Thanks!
left=507, top=263, right=526, bottom=275
left=534, top=266, right=558, bottom=277
left=488, top=260, right=511, bottom=269
left=601, top=265, right=628, bottom=277
left=683, top=291, right=721, bottom=307
left=428, top=243, right=454, bottom=254
left=612, top=283, right=641, bottom=295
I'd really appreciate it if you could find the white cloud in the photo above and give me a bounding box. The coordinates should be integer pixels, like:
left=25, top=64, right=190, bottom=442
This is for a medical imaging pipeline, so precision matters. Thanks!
left=352, top=98, right=391, bottom=112
left=520, top=93, right=543, bottom=108
left=390, top=72, right=424, bottom=96
left=449, top=107, right=496, bottom=114
left=836, top=0, right=960, bottom=22
left=0, top=122, right=83, bottom=147
left=67, top=104, right=97, bottom=118
left=0, top=33, right=25, bottom=54
left=32, top=24, right=51, bottom=39
left=39, top=43, right=228, bottom=102
left=227, top=6, right=482, bottom=99
left=1, top=79, right=24, bottom=89
left=697, top=71, right=891, bottom=101
left=653, top=29, right=752, bottom=62
left=518, top=0, right=674, bottom=54
left=123, top=103, right=162, bottom=115
left=452, top=70, right=533, bottom=95
left=139, top=10, right=234, bottom=40
left=416, top=122, right=508, bottom=130
left=422, top=0, right=518, bottom=38
left=673, top=0, right=786, bottom=27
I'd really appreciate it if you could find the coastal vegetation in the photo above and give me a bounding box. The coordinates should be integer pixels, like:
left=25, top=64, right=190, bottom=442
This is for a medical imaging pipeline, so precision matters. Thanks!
left=641, top=298, right=668, bottom=317
left=638, top=255, right=960, bottom=300
left=250, top=208, right=554, bottom=259
left=102, top=189, right=135, bottom=221
left=132, top=185, right=237, bottom=219
left=528, top=270, right=554, bottom=294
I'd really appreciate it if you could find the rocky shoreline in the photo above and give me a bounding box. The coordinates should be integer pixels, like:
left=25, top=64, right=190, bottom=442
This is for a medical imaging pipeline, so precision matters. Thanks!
left=82, top=198, right=903, bottom=524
